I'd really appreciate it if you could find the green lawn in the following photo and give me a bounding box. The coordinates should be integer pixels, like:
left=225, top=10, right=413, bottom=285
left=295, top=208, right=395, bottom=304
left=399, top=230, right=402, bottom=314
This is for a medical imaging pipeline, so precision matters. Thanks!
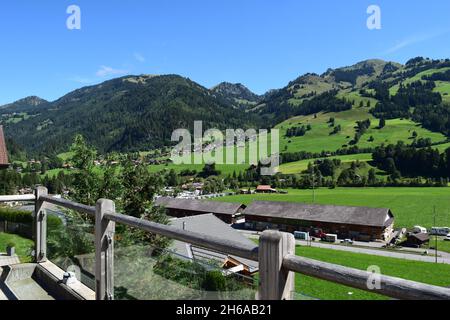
left=57, top=151, right=75, bottom=161
left=427, top=237, right=450, bottom=254
left=389, top=67, right=450, bottom=95
left=0, top=232, right=33, bottom=263
left=294, top=246, right=450, bottom=300
left=215, top=187, right=450, bottom=228
left=435, top=81, right=450, bottom=103
left=279, top=153, right=373, bottom=174
left=435, top=142, right=450, bottom=153
left=276, top=108, right=446, bottom=154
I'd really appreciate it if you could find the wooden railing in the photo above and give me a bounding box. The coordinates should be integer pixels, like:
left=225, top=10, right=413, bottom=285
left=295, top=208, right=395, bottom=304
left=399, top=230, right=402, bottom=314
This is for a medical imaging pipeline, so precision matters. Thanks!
left=1, top=186, right=450, bottom=300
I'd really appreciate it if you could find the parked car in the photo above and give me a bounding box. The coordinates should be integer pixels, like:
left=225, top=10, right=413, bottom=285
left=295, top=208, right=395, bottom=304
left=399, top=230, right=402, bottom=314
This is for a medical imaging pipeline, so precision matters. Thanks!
left=340, top=239, right=354, bottom=245
left=444, top=235, right=450, bottom=242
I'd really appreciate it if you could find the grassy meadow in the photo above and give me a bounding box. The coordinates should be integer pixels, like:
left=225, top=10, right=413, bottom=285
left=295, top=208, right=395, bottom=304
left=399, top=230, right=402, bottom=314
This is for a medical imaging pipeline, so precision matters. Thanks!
left=294, top=246, right=450, bottom=300
left=215, top=187, right=450, bottom=228
left=276, top=107, right=446, bottom=154
left=278, top=153, right=373, bottom=174
left=0, top=233, right=33, bottom=263
left=389, top=67, right=450, bottom=95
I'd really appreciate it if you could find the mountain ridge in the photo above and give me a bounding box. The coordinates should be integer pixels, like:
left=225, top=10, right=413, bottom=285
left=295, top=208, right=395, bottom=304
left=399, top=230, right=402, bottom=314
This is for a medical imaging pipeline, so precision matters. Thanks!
left=2, top=57, right=450, bottom=156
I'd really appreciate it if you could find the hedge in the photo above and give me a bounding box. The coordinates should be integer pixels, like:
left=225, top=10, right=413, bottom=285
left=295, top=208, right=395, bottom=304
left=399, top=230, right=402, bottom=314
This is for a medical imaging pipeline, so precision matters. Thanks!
left=0, top=207, right=62, bottom=227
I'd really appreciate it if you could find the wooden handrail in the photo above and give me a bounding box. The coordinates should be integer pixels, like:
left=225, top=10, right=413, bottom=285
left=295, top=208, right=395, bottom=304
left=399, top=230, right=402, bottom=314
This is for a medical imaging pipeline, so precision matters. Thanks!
left=283, top=254, right=450, bottom=300
left=3, top=192, right=449, bottom=300
left=40, top=195, right=96, bottom=217
left=35, top=195, right=258, bottom=261
left=104, top=211, right=259, bottom=262
left=0, top=194, right=36, bottom=202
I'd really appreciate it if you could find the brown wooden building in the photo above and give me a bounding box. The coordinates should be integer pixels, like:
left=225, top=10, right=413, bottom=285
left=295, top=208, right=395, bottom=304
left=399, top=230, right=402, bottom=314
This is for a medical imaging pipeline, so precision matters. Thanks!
left=405, top=233, right=430, bottom=247
left=154, top=197, right=246, bottom=224
left=244, top=201, right=395, bottom=242
left=0, top=126, right=9, bottom=169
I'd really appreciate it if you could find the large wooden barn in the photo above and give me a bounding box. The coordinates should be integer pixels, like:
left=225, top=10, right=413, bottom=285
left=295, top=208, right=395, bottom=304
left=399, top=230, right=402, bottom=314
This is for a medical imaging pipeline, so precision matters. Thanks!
left=154, top=197, right=245, bottom=224
left=244, top=201, right=395, bottom=242
left=0, top=126, right=9, bottom=169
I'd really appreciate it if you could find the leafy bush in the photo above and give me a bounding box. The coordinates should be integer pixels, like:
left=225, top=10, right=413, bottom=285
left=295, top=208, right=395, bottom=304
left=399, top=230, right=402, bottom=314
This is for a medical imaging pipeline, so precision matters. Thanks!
left=202, top=270, right=227, bottom=291
left=0, top=208, right=33, bottom=224
left=6, top=242, right=16, bottom=249
left=0, top=207, right=62, bottom=228
left=153, top=255, right=250, bottom=293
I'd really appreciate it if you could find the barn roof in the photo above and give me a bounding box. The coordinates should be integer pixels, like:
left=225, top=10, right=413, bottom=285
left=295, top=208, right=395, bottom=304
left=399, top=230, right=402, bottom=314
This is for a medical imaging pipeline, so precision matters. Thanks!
left=155, top=197, right=244, bottom=215
left=256, top=185, right=273, bottom=190
left=408, top=233, right=430, bottom=242
left=244, top=201, right=394, bottom=227
left=0, top=126, right=9, bottom=168
left=169, top=214, right=258, bottom=271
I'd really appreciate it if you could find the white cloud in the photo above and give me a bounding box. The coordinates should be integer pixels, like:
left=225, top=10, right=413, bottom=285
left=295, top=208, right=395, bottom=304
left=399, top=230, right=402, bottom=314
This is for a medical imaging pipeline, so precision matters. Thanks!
left=134, top=52, right=146, bottom=62
left=96, top=65, right=129, bottom=77
left=385, top=31, right=449, bottom=54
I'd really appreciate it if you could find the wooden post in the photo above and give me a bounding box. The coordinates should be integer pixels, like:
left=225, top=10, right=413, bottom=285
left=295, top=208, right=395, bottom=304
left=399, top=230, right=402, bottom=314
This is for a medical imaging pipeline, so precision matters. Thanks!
left=257, top=230, right=295, bottom=300
left=34, top=186, right=48, bottom=263
left=95, top=199, right=115, bottom=300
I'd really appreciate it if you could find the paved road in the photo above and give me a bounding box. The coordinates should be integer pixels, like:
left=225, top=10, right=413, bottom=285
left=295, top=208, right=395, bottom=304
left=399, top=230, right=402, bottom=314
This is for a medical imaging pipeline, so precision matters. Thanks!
left=239, top=230, right=450, bottom=265
left=294, top=240, right=450, bottom=264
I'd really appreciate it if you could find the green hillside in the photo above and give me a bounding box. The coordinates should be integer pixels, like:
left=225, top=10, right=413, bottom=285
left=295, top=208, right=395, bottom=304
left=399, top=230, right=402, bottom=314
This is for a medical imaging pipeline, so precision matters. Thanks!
left=3, top=57, right=450, bottom=162
left=2, top=75, right=262, bottom=155
left=277, top=106, right=446, bottom=154
left=279, top=153, right=373, bottom=174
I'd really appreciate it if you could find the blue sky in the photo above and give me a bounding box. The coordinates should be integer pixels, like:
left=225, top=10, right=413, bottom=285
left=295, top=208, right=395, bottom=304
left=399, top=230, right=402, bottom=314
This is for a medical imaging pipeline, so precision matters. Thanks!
left=1, top=0, right=450, bottom=104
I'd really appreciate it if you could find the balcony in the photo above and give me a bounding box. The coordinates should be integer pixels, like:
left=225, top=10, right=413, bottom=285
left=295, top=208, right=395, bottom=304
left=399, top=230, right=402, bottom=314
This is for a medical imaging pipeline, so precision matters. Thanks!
left=0, top=187, right=450, bottom=300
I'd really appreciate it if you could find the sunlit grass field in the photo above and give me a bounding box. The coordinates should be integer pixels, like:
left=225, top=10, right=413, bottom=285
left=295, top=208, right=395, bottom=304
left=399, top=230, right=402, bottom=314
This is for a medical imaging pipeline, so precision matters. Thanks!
left=294, top=246, right=450, bottom=300
left=0, top=233, right=33, bottom=263
left=215, top=187, right=450, bottom=228
left=278, top=153, right=373, bottom=174
left=276, top=108, right=446, bottom=154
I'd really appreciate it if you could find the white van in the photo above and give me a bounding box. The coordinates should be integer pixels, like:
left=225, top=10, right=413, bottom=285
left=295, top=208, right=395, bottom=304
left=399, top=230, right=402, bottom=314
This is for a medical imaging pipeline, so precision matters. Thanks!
left=294, top=231, right=310, bottom=241
left=323, top=234, right=338, bottom=243
left=412, top=226, right=427, bottom=234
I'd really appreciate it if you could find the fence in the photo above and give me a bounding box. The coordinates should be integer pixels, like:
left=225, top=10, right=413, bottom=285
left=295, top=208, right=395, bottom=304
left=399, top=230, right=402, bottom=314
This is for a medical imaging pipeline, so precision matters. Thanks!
left=1, top=186, right=450, bottom=300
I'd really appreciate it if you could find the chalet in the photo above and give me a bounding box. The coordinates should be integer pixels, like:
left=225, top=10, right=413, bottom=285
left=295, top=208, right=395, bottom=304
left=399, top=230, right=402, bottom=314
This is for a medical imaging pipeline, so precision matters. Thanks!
left=169, top=214, right=258, bottom=277
left=255, top=185, right=277, bottom=193
left=244, top=201, right=395, bottom=242
left=0, top=126, right=9, bottom=169
left=154, top=197, right=245, bottom=224
left=405, top=233, right=430, bottom=247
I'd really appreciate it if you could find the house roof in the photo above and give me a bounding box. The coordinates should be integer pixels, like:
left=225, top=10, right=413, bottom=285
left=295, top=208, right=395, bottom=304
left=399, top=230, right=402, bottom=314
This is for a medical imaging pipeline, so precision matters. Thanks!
left=408, top=233, right=430, bottom=242
left=0, top=126, right=9, bottom=168
left=169, top=214, right=258, bottom=271
left=256, top=185, right=275, bottom=190
left=244, top=201, right=394, bottom=228
left=155, top=197, right=244, bottom=216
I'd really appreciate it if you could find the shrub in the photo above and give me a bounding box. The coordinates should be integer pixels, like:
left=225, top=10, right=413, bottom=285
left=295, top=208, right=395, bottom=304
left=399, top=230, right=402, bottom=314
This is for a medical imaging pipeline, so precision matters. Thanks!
left=202, top=270, right=227, bottom=291
left=0, top=207, right=62, bottom=227
left=6, top=242, right=16, bottom=249
left=0, top=208, right=33, bottom=223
